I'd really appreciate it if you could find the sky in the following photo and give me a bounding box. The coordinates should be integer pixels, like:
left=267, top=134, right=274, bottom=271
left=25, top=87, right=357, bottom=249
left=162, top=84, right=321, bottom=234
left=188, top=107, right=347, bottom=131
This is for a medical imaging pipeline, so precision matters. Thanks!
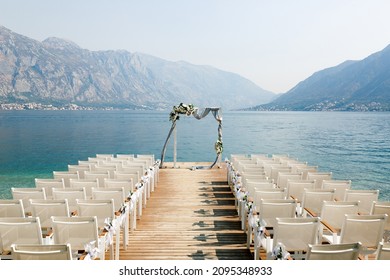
left=1, top=0, right=390, bottom=94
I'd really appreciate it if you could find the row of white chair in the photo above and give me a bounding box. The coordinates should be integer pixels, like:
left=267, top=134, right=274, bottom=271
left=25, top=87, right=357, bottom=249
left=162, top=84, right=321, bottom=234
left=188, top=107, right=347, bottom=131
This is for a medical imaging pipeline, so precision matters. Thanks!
left=0, top=216, right=108, bottom=260
left=229, top=154, right=382, bottom=224
left=2, top=188, right=130, bottom=260
left=0, top=153, right=160, bottom=260
left=227, top=153, right=390, bottom=260
left=253, top=214, right=388, bottom=260
left=248, top=198, right=390, bottom=260
left=11, top=234, right=389, bottom=260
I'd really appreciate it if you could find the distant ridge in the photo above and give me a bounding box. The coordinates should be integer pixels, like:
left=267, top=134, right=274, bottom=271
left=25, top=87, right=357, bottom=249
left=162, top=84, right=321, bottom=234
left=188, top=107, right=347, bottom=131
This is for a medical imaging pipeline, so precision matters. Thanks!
left=0, top=25, right=275, bottom=110
left=246, top=44, right=390, bottom=111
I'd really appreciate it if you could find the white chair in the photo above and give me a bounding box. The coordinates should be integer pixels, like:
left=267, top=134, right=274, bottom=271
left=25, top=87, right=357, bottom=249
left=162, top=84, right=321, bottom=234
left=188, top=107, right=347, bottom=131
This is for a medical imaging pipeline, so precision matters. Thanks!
left=257, top=199, right=297, bottom=230
left=11, top=187, right=46, bottom=215
left=262, top=163, right=282, bottom=178
left=11, top=243, right=73, bottom=260
left=250, top=154, right=269, bottom=161
left=241, top=178, right=271, bottom=201
left=113, top=171, right=140, bottom=182
left=149, top=164, right=160, bottom=188
left=132, top=162, right=152, bottom=180
left=123, top=157, right=147, bottom=166
left=321, top=179, right=351, bottom=201
left=246, top=189, right=287, bottom=249
left=104, top=158, right=126, bottom=167
left=87, top=157, right=105, bottom=165
left=76, top=199, right=115, bottom=228
left=0, top=217, right=43, bottom=259
left=93, top=166, right=117, bottom=179
left=240, top=181, right=276, bottom=233
left=245, top=180, right=274, bottom=192
left=52, top=187, right=87, bottom=214
left=97, top=161, right=124, bottom=170
left=278, top=158, right=303, bottom=167
left=242, top=174, right=269, bottom=184
left=103, top=179, right=136, bottom=222
left=295, top=166, right=318, bottom=180
left=77, top=160, right=95, bottom=169
left=121, top=167, right=143, bottom=181
left=241, top=180, right=275, bottom=217
left=286, top=180, right=316, bottom=202
left=76, top=199, right=119, bottom=259
left=91, top=187, right=126, bottom=211
left=371, top=201, right=390, bottom=242
left=344, top=189, right=379, bottom=214
left=69, top=178, right=99, bottom=199
left=318, top=201, right=360, bottom=244
left=270, top=166, right=292, bottom=183
left=116, top=154, right=135, bottom=160
left=51, top=216, right=105, bottom=260
left=266, top=217, right=321, bottom=260
left=252, top=199, right=297, bottom=260
left=289, top=163, right=309, bottom=173
left=113, top=171, right=145, bottom=208
left=136, top=154, right=155, bottom=165
left=84, top=171, right=110, bottom=187
left=271, top=154, right=291, bottom=162
left=276, top=172, right=302, bottom=189
left=0, top=199, right=25, bottom=217
left=132, top=158, right=150, bottom=169
left=96, top=154, right=114, bottom=160
left=35, top=178, right=65, bottom=199
left=255, top=158, right=275, bottom=168
left=300, top=189, right=335, bottom=217
left=91, top=187, right=130, bottom=248
left=68, top=165, right=91, bottom=179
left=253, top=188, right=287, bottom=213
left=234, top=155, right=249, bottom=165
left=237, top=161, right=257, bottom=172
left=240, top=166, right=265, bottom=175
left=306, top=242, right=362, bottom=260
left=30, top=199, right=70, bottom=228
left=337, top=214, right=388, bottom=259
left=104, top=178, right=133, bottom=193
left=376, top=242, right=390, bottom=260
left=122, top=163, right=146, bottom=180
left=53, top=171, right=80, bottom=188
left=307, top=172, right=332, bottom=189
left=136, top=154, right=159, bottom=183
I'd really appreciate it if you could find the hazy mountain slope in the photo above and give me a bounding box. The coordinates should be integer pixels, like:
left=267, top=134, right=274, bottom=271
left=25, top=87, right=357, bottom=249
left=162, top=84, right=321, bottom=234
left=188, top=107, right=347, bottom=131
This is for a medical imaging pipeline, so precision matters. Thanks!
left=0, top=25, right=275, bottom=110
left=248, top=44, right=390, bottom=111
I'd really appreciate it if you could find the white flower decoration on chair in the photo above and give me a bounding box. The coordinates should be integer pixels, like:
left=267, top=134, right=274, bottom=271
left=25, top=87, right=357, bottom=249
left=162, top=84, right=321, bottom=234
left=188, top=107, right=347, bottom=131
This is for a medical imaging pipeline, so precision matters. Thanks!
left=83, top=240, right=100, bottom=260
left=272, top=242, right=291, bottom=260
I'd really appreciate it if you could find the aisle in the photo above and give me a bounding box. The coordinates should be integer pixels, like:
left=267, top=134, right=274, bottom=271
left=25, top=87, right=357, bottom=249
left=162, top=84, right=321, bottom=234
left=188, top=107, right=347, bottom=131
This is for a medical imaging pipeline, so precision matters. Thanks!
left=117, top=162, right=252, bottom=260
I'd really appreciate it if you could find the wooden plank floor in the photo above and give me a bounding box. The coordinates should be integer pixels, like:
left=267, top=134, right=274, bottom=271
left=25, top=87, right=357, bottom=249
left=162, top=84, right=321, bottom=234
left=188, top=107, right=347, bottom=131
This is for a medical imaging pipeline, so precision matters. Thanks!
left=115, top=162, right=253, bottom=260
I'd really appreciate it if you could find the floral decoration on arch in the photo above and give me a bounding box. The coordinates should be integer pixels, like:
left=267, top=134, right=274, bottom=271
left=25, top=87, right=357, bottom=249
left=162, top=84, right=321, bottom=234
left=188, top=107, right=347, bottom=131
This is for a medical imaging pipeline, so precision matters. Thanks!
left=169, top=103, right=196, bottom=122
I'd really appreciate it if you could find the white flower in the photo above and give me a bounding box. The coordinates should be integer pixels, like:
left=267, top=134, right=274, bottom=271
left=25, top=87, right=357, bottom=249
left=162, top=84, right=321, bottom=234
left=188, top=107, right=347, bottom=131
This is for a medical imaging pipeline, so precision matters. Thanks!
left=271, top=242, right=291, bottom=260
left=83, top=240, right=100, bottom=259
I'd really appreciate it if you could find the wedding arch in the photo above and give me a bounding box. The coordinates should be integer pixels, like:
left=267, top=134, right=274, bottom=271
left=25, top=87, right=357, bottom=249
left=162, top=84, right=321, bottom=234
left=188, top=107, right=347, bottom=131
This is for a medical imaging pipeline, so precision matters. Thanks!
left=160, top=103, right=223, bottom=169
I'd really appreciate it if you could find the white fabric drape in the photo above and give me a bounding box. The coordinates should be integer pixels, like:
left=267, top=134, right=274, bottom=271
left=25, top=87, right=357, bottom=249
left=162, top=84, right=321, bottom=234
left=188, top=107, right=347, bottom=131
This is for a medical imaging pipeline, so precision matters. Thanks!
left=192, top=107, right=221, bottom=121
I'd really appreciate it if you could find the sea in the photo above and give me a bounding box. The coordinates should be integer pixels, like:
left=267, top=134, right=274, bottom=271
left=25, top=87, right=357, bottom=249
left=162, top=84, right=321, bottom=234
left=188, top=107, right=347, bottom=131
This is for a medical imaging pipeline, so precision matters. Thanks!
left=1, top=110, right=390, bottom=200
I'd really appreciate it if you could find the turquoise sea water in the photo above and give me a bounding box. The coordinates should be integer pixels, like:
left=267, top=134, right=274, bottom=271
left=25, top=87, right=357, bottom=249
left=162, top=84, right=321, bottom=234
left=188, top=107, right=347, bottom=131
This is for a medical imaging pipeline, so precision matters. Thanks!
left=1, top=110, right=390, bottom=200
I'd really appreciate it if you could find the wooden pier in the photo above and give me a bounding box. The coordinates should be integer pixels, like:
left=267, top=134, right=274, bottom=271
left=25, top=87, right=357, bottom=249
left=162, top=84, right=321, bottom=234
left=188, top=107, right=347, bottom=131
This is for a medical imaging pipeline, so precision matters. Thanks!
left=116, top=162, right=253, bottom=260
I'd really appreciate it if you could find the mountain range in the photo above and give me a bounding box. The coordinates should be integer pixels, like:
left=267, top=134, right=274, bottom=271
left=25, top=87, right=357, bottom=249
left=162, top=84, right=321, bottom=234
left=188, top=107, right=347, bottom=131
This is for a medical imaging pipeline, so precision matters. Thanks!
left=2, top=25, right=390, bottom=111
left=248, top=44, right=390, bottom=111
left=0, top=25, right=275, bottom=110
